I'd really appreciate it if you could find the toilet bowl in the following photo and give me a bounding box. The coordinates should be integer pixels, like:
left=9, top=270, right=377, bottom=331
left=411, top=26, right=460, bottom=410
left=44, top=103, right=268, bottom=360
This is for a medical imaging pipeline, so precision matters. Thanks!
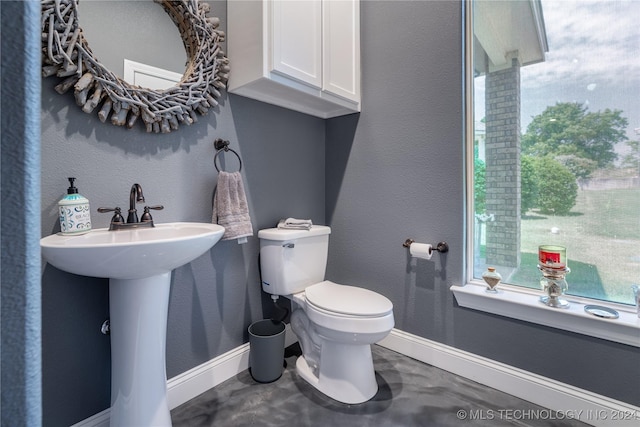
left=258, top=226, right=395, bottom=404
left=290, top=281, right=394, bottom=403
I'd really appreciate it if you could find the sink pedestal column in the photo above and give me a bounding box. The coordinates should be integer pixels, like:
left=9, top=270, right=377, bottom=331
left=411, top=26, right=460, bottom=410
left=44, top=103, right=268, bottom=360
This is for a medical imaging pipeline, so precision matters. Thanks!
left=109, top=273, right=172, bottom=427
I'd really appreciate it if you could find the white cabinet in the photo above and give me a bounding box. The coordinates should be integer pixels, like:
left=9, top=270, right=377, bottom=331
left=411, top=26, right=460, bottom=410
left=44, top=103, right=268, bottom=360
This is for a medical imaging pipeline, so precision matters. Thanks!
left=228, top=0, right=360, bottom=119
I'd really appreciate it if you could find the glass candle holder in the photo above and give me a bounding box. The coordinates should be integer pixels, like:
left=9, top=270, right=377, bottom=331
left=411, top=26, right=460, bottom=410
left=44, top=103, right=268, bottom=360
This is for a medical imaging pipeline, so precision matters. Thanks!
left=538, top=245, right=567, bottom=270
left=538, top=265, right=570, bottom=308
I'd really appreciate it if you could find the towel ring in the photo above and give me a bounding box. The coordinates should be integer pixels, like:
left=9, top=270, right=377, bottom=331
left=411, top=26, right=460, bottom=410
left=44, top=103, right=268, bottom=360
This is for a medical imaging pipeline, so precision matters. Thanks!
left=213, top=138, right=242, bottom=172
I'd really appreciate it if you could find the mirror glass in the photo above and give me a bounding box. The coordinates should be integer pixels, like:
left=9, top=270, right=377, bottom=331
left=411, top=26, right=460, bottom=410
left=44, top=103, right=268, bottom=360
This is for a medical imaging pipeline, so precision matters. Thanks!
left=78, top=0, right=187, bottom=89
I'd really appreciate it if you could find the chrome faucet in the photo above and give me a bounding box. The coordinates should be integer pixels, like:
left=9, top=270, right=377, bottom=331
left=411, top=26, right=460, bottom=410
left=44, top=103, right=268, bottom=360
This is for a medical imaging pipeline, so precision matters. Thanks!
left=98, top=183, right=163, bottom=230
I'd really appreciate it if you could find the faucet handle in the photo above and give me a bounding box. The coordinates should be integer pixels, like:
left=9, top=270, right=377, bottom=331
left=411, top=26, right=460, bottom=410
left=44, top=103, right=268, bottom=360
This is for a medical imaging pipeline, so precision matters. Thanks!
left=97, top=207, right=125, bottom=225
left=140, top=205, right=164, bottom=223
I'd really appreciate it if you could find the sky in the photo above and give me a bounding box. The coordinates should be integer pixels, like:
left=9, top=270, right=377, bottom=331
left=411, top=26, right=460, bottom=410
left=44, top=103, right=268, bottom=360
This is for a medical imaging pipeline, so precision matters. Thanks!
left=476, top=0, right=640, bottom=149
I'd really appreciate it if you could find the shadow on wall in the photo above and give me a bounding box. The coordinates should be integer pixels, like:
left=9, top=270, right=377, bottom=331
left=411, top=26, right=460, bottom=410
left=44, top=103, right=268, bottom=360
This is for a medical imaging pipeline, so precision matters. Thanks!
left=403, top=249, right=449, bottom=330
left=325, top=113, right=360, bottom=225
left=40, top=77, right=223, bottom=156
left=227, top=93, right=327, bottom=227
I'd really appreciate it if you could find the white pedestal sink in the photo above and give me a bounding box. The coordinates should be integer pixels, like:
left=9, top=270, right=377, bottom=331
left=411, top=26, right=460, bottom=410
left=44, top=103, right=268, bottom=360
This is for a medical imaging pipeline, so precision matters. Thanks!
left=40, top=222, right=225, bottom=426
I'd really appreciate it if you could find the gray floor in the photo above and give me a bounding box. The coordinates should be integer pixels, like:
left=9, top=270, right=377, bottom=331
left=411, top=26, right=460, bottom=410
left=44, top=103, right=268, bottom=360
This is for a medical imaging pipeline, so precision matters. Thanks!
left=171, top=344, right=588, bottom=426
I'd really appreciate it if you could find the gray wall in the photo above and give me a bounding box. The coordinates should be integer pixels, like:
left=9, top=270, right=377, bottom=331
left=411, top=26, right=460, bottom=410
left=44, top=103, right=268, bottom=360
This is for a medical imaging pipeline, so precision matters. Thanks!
left=41, top=89, right=324, bottom=426
left=28, top=0, right=640, bottom=426
left=326, top=0, right=639, bottom=407
left=40, top=2, right=325, bottom=424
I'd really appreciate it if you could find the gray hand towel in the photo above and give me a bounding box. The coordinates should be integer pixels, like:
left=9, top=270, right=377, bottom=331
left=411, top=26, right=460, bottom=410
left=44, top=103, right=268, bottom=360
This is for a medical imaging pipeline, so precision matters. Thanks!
left=212, top=171, right=253, bottom=241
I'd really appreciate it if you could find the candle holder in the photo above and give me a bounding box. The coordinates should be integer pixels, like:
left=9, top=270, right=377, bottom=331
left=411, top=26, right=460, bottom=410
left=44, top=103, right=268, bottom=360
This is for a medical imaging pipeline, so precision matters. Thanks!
left=538, top=265, right=570, bottom=308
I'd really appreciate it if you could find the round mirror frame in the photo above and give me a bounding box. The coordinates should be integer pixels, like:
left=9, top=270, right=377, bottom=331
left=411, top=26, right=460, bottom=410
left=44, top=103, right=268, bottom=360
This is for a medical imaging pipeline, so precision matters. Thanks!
left=41, top=0, right=229, bottom=133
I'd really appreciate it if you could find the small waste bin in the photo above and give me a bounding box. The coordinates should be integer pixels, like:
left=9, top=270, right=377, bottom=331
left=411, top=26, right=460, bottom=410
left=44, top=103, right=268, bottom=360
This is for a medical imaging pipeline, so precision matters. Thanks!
left=248, top=319, right=286, bottom=383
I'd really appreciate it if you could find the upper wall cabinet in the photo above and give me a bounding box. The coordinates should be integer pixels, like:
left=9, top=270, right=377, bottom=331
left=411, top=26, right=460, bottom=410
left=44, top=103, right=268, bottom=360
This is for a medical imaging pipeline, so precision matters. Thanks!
left=228, top=0, right=361, bottom=119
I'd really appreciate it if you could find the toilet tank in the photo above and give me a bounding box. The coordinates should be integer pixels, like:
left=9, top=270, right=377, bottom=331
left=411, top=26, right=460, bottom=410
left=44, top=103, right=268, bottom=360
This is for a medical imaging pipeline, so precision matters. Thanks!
left=258, top=225, right=331, bottom=295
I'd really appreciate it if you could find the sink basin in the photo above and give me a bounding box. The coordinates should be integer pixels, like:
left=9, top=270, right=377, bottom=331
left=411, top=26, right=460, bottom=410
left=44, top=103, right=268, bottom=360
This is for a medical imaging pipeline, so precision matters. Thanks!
left=40, top=222, right=225, bottom=280
left=40, top=222, right=225, bottom=427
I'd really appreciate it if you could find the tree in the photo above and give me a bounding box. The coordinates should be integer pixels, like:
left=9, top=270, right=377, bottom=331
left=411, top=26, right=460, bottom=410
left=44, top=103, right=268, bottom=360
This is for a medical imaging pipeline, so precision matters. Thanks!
left=554, top=155, right=598, bottom=180
left=520, top=155, right=538, bottom=215
left=521, top=155, right=579, bottom=216
left=621, top=139, right=640, bottom=176
left=535, top=157, right=578, bottom=215
left=522, top=102, right=627, bottom=168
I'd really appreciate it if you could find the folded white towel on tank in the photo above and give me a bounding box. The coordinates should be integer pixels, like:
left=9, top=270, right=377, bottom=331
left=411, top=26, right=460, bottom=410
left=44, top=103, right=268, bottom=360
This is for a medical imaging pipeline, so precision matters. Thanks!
left=277, top=218, right=313, bottom=230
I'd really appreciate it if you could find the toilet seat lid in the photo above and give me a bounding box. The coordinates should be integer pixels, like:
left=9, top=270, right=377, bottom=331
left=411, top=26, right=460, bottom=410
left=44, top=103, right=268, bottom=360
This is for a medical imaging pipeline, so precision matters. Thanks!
left=305, top=281, right=393, bottom=316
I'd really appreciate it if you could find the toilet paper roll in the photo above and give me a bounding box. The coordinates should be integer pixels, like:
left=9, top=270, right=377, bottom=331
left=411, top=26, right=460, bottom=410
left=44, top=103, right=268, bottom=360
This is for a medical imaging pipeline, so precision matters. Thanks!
left=410, top=243, right=432, bottom=260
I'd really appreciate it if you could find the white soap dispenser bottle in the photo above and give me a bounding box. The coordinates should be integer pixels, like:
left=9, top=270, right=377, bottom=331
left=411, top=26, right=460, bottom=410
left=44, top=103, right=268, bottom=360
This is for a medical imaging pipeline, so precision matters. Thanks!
left=58, top=177, right=92, bottom=235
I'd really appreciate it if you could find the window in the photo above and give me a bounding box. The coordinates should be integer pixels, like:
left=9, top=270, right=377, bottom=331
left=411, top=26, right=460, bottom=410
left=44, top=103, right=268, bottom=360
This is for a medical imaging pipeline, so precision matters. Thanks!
left=468, top=0, right=640, bottom=306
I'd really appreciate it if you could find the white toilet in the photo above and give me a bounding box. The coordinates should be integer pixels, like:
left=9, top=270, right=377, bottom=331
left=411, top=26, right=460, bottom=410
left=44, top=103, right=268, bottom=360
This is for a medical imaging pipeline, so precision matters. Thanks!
left=258, top=225, right=394, bottom=404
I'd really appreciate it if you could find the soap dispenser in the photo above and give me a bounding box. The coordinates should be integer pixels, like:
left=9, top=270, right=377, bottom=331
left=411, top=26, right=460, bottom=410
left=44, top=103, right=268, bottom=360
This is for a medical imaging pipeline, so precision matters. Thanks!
left=58, top=177, right=91, bottom=235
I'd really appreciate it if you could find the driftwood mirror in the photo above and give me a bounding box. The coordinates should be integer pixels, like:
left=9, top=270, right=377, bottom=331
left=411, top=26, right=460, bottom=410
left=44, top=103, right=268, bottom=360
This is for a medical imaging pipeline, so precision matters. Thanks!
left=41, top=0, right=229, bottom=133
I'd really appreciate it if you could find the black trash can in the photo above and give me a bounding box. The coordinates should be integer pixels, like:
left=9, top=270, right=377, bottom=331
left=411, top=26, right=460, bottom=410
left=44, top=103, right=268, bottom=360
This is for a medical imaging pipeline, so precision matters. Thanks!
left=248, top=319, right=286, bottom=383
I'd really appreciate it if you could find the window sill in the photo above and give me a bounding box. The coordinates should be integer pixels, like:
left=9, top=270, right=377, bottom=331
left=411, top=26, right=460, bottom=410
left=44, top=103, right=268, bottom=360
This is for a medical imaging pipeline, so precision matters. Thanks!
left=451, top=282, right=640, bottom=348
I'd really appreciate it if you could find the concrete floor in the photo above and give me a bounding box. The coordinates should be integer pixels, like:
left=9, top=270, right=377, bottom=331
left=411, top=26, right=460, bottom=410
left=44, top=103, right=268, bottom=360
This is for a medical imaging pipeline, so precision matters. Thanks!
left=171, top=344, right=588, bottom=426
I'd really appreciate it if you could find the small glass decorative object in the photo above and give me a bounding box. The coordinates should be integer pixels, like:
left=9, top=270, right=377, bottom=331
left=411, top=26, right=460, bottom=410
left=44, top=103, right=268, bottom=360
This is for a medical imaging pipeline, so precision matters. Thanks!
left=482, top=267, right=502, bottom=293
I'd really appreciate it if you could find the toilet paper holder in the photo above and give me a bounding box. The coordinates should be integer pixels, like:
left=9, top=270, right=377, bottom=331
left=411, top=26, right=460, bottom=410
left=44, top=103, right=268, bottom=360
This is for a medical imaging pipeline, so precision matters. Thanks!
left=402, top=239, right=449, bottom=253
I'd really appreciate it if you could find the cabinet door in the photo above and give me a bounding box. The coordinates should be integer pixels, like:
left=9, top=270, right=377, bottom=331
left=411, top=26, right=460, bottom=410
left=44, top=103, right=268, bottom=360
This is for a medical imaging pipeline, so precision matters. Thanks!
left=271, top=0, right=322, bottom=89
left=323, top=0, right=360, bottom=102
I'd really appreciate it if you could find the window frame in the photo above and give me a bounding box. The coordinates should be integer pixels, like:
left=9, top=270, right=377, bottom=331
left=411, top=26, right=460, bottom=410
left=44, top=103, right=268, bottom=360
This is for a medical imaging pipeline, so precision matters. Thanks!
left=455, top=0, right=639, bottom=348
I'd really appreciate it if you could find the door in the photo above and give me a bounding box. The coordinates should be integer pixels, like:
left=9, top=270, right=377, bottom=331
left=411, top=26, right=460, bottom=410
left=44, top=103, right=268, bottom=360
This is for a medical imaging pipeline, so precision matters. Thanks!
left=270, top=0, right=322, bottom=89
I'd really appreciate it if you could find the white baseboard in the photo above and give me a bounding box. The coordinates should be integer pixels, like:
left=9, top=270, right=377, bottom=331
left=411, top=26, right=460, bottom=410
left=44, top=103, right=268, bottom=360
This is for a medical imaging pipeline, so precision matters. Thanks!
left=167, top=343, right=250, bottom=409
left=71, top=344, right=252, bottom=427
left=378, top=329, right=640, bottom=427
left=71, top=325, right=296, bottom=427
left=73, top=327, right=638, bottom=427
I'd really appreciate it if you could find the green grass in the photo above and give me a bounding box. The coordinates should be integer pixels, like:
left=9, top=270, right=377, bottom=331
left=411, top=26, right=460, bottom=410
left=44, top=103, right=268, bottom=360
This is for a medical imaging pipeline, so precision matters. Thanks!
left=481, top=188, right=640, bottom=305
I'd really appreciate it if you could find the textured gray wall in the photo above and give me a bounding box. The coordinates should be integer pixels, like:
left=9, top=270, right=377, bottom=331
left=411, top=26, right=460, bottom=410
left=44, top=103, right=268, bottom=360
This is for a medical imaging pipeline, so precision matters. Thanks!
left=32, top=1, right=640, bottom=426
left=1, top=1, right=42, bottom=426
left=326, top=0, right=639, bottom=407
left=40, top=2, right=324, bottom=425
left=326, top=0, right=464, bottom=345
